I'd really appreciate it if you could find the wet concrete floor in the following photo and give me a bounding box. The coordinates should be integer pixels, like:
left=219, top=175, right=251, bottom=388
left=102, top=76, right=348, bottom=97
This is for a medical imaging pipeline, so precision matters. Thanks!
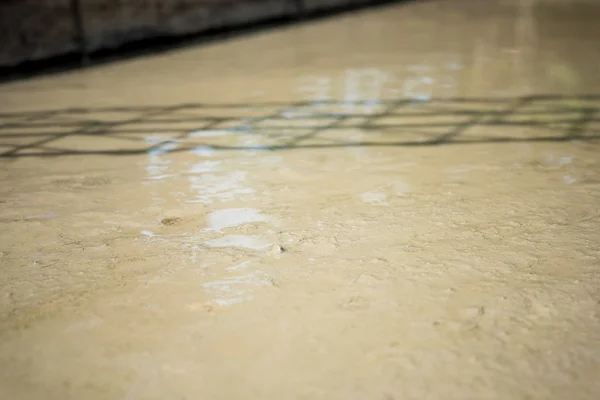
left=1, top=0, right=600, bottom=399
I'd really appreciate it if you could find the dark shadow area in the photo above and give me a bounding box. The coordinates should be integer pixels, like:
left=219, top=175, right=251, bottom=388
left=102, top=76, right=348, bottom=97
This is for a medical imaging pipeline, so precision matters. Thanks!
left=0, top=95, right=599, bottom=158
left=0, top=0, right=408, bottom=84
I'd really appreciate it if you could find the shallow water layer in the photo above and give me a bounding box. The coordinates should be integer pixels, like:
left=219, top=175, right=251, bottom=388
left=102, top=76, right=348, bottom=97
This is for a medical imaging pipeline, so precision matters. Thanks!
left=1, top=0, right=600, bottom=399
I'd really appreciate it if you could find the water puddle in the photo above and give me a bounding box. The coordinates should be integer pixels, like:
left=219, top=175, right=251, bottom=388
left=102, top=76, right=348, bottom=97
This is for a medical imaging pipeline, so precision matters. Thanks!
left=204, top=208, right=270, bottom=232
left=133, top=63, right=467, bottom=307
left=136, top=135, right=278, bottom=307
left=187, top=170, right=256, bottom=204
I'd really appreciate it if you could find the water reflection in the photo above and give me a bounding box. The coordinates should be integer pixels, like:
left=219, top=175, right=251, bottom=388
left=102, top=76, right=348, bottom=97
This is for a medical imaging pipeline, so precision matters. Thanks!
left=187, top=169, right=255, bottom=204
left=156, top=64, right=468, bottom=306
left=128, top=54, right=600, bottom=308
left=141, top=122, right=282, bottom=307
left=1, top=2, right=600, bottom=396
left=204, top=208, right=270, bottom=232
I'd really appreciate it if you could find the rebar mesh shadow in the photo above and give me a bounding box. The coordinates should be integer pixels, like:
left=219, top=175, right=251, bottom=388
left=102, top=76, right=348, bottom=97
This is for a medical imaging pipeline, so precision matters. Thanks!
left=0, top=95, right=598, bottom=158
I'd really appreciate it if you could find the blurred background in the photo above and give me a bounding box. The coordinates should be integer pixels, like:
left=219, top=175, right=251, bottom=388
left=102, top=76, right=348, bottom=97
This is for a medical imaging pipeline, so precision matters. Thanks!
left=0, top=0, right=396, bottom=74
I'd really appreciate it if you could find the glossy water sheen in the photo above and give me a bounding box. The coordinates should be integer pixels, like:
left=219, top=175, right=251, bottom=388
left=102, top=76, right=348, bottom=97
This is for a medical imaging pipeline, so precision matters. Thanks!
left=1, top=0, right=600, bottom=399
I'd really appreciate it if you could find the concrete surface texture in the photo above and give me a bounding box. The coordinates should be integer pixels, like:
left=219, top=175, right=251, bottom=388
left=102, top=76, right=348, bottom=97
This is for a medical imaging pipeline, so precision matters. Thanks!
left=0, top=0, right=378, bottom=67
left=1, top=0, right=600, bottom=399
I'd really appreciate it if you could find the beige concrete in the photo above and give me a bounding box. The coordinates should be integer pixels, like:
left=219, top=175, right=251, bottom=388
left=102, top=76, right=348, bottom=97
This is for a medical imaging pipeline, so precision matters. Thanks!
left=1, top=0, right=600, bottom=399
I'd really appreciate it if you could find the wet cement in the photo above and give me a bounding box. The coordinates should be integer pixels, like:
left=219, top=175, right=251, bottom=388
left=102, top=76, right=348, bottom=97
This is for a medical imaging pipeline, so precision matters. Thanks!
left=1, top=0, right=600, bottom=399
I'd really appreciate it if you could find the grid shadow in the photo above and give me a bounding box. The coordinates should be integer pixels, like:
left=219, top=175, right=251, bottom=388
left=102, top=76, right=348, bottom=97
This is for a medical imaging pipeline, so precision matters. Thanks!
left=0, top=95, right=599, bottom=158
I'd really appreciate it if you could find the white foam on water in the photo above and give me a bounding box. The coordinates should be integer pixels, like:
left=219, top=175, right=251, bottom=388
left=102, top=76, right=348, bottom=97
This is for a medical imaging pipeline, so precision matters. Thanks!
left=205, top=208, right=269, bottom=232
left=204, top=235, right=271, bottom=250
